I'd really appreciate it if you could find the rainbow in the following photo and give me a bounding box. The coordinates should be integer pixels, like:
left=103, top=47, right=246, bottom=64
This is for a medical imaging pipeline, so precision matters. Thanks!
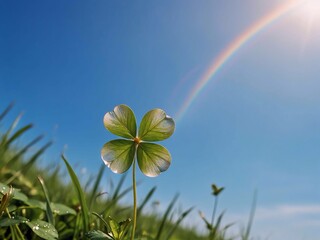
left=175, top=0, right=304, bottom=121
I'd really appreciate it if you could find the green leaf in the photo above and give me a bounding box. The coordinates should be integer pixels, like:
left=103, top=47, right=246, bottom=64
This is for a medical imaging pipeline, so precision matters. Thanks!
left=26, top=219, right=59, bottom=240
left=104, top=105, right=137, bottom=139
left=86, top=230, right=112, bottom=239
left=138, top=109, right=175, bottom=141
left=26, top=219, right=58, bottom=240
left=25, top=198, right=76, bottom=215
left=118, top=218, right=131, bottom=239
left=25, top=198, right=46, bottom=209
left=51, top=203, right=76, bottom=215
left=0, top=215, right=29, bottom=227
left=108, top=217, right=120, bottom=239
left=0, top=182, right=28, bottom=203
left=105, top=216, right=131, bottom=240
left=101, top=139, right=135, bottom=174
left=211, top=184, right=224, bottom=196
left=137, top=143, right=171, bottom=177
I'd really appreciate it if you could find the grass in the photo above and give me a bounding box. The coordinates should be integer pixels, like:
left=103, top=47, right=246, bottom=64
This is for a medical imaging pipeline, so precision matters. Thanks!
left=0, top=104, right=256, bottom=240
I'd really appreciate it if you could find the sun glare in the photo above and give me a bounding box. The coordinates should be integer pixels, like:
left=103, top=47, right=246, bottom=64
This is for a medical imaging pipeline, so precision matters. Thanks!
left=298, top=0, right=320, bottom=22
left=289, top=0, right=320, bottom=38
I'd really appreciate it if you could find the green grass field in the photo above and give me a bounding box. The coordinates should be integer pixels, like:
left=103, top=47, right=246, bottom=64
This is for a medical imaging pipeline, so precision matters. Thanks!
left=0, top=104, right=254, bottom=240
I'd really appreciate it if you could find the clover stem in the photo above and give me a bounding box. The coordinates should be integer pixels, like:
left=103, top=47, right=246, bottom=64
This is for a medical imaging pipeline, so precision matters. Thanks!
left=130, top=157, right=137, bottom=240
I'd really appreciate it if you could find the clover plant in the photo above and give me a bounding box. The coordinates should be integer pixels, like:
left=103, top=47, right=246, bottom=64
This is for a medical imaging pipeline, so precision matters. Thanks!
left=101, top=104, right=175, bottom=240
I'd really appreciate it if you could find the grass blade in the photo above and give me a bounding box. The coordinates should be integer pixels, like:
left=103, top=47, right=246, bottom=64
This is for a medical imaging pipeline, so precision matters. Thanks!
left=0, top=102, right=14, bottom=122
left=137, top=186, right=156, bottom=218
left=91, top=212, right=110, bottom=230
left=243, top=190, right=257, bottom=240
left=6, top=123, right=33, bottom=147
left=5, top=141, right=52, bottom=185
left=213, top=210, right=226, bottom=238
left=62, top=155, right=90, bottom=234
left=112, top=174, right=126, bottom=201
left=155, top=194, right=179, bottom=240
left=101, top=175, right=133, bottom=216
left=165, top=206, right=193, bottom=240
left=38, top=176, right=55, bottom=225
left=6, top=135, right=46, bottom=167
left=102, top=186, right=132, bottom=216
left=0, top=114, right=23, bottom=157
left=23, top=141, right=52, bottom=174
left=89, top=164, right=105, bottom=210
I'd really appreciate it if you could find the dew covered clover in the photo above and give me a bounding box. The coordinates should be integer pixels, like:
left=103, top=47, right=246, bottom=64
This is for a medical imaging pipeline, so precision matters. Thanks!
left=101, top=104, right=175, bottom=177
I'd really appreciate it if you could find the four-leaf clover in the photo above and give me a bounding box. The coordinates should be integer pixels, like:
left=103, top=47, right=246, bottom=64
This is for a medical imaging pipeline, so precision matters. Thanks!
left=101, top=104, right=175, bottom=177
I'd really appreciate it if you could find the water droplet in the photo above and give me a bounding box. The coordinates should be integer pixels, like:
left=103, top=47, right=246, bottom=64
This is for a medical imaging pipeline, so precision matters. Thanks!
left=33, top=226, right=39, bottom=230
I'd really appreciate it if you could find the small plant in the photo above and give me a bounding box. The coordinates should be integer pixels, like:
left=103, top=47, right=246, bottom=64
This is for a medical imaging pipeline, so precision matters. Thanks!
left=101, top=104, right=175, bottom=240
left=199, top=184, right=233, bottom=240
left=211, top=184, right=224, bottom=227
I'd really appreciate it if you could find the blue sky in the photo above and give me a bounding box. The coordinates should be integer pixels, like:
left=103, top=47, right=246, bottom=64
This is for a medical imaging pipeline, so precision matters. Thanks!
left=1, top=0, right=320, bottom=239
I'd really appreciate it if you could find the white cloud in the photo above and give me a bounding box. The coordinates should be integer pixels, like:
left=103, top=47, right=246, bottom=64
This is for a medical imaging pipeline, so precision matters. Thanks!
left=172, top=203, right=320, bottom=240
left=255, top=204, right=320, bottom=220
left=243, top=204, right=320, bottom=240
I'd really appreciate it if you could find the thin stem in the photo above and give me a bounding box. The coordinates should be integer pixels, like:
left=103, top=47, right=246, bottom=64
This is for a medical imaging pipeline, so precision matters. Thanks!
left=211, top=196, right=218, bottom=227
left=130, top=159, right=137, bottom=240
left=6, top=209, right=24, bottom=240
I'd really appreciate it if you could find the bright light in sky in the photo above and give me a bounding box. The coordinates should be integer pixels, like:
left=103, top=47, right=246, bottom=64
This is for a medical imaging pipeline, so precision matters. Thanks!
left=285, top=0, right=320, bottom=49
left=302, top=0, right=320, bottom=14
left=296, top=0, right=320, bottom=24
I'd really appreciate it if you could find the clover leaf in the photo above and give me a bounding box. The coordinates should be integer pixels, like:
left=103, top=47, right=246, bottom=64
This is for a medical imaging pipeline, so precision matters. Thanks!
left=101, top=104, right=175, bottom=177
